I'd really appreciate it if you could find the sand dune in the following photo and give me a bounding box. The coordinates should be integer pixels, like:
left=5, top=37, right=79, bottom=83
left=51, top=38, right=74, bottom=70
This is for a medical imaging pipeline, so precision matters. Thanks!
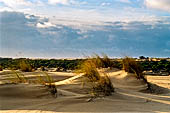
left=107, top=70, right=148, bottom=91
left=0, top=70, right=170, bottom=112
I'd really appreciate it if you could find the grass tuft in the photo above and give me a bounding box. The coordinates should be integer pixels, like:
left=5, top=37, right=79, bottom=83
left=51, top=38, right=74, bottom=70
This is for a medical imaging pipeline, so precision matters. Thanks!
left=9, top=71, right=27, bottom=83
left=122, top=57, right=143, bottom=79
left=36, top=72, right=57, bottom=96
left=122, top=56, right=151, bottom=90
left=79, top=55, right=114, bottom=97
left=91, top=54, right=113, bottom=68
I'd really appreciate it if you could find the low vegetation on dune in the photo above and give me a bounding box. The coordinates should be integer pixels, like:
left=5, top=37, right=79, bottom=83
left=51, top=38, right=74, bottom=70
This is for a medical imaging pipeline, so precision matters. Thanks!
left=122, top=57, right=151, bottom=90
left=78, top=55, right=114, bottom=97
left=122, top=57, right=143, bottom=78
left=1, top=54, right=169, bottom=97
left=90, top=54, right=114, bottom=68
left=8, top=70, right=58, bottom=96
left=9, top=71, right=27, bottom=83
left=36, top=72, right=57, bottom=96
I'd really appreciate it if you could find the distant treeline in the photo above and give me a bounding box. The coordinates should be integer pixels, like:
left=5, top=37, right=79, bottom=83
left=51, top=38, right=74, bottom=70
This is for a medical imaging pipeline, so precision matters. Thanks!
left=140, top=60, right=170, bottom=73
left=0, top=58, right=170, bottom=74
left=0, top=58, right=84, bottom=71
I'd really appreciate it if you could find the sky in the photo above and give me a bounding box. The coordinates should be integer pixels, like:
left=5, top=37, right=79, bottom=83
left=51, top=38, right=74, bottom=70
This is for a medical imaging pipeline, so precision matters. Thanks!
left=0, top=0, right=170, bottom=58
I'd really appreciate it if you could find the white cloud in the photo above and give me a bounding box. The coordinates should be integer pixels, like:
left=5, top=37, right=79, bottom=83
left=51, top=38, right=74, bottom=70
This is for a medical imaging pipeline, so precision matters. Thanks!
left=116, top=0, right=131, bottom=4
left=145, top=0, right=170, bottom=12
left=1, top=11, right=170, bottom=58
left=0, top=0, right=32, bottom=7
left=48, top=0, right=70, bottom=5
left=0, top=7, right=13, bottom=12
left=37, top=22, right=56, bottom=28
left=101, top=2, right=111, bottom=6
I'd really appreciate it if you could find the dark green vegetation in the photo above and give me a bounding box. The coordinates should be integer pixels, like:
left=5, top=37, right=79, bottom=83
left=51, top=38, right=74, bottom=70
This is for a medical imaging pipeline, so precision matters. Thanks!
left=0, top=65, right=3, bottom=71
left=0, top=58, right=83, bottom=71
left=19, top=60, right=33, bottom=72
left=140, top=59, right=170, bottom=74
left=0, top=57, right=170, bottom=75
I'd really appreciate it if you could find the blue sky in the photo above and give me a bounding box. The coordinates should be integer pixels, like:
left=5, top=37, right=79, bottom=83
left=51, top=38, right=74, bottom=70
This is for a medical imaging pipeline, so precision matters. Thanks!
left=0, top=0, right=170, bottom=58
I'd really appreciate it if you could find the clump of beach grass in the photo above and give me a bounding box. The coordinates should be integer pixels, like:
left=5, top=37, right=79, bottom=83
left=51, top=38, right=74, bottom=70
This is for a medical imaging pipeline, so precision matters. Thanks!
left=122, top=56, right=151, bottom=90
left=79, top=57, right=114, bottom=97
left=9, top=71, right=27, bottom=83
left=36, top=72, right=57, bottom=96
left=122, top=57, right=143, bottom=78
left=91, top=54, right=113, bottom=68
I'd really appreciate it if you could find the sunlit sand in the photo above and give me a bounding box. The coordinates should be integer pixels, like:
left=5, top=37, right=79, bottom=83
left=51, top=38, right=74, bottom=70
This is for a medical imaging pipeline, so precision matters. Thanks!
left=0, top=69, right=170, bottom=112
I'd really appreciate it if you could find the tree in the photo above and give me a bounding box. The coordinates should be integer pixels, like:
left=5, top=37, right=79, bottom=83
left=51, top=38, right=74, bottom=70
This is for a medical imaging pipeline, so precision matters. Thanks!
left=139, top=56, right=146, bottom=59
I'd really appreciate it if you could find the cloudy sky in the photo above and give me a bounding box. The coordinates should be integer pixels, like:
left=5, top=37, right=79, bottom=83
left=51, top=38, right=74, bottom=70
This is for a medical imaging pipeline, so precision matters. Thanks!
left=0, top=0, right=170, bottom=58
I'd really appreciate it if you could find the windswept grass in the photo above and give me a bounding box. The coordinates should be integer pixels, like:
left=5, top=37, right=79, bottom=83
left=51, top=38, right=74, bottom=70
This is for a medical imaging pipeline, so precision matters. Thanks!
left=79, top=56, right=114, bottom=97
left=36, top=72, right=54, bottom=85
left=36, top=72, right=57, bottom=96
left=91, top=54, right=113, bottom=68
left=122, top=56, right=151, bottom=90
left=9, top=71, right=27, bottom=83
left=122, top=57, right=143, bottom=79
left=37, top=74, right=46, bottom=85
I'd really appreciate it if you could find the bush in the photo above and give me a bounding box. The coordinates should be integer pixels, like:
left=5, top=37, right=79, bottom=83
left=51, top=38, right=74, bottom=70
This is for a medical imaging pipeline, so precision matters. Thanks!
left=19, top=60, right=33, bottom=72
left=79, top=58, right=114, bottom=97
left=0, top=65, right=3, bottom=71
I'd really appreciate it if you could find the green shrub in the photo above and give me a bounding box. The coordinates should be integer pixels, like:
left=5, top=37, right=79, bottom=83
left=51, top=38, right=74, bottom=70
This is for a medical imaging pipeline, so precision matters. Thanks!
left=0, top=65, right=3, bottom=71
left=102, top=54, right=113, bottom=68
left=19, top=60, right=33, bottom=72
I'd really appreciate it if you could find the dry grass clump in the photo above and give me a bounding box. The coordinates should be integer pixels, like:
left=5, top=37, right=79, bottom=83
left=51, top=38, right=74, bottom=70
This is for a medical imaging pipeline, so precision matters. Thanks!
left=93, top=74, right=114, bottom=96
left=90, top=54, right=113, bottom=68
left=122, top=57, right=151, bottom=90
left=36, top=72, right=54, bottom=85
left=80, top=58, right=114, bottom=97
left=19, top=60, right=33, bottom=72
left=36, top=72, right=57, bottom=96
left=9, top=71, right=27, bottom=83
left=122, top=57, right=143, bottom=79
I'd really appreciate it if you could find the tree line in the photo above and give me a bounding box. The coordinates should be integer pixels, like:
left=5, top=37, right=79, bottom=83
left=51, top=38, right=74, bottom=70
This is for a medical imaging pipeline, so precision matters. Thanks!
left=0, top=57, right=170, bottom=74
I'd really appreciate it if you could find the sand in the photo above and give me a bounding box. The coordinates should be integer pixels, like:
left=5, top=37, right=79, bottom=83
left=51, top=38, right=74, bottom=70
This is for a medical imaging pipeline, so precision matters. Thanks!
left=0, top=70, right=170, bottom=112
